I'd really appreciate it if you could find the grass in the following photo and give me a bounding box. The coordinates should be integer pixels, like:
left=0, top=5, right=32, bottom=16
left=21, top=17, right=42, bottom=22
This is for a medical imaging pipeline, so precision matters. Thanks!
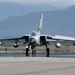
left=0, top=45, right=75, bottom=51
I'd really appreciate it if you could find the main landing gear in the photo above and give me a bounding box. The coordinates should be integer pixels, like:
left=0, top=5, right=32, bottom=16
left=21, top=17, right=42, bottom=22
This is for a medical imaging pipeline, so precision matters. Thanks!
left=46, top=48, right=50, bottom=57
left=26, top=47, right=50, bottom=57
left=45, top=41, right=50, bottom=57
left=26, top=48, right=29, bottom=56
left=25, top=43, right=50, bottom=57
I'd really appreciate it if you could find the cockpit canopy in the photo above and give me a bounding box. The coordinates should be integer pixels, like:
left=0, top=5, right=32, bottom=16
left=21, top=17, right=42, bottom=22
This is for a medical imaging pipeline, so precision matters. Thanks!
left=31, top=31, right=38, bottom=36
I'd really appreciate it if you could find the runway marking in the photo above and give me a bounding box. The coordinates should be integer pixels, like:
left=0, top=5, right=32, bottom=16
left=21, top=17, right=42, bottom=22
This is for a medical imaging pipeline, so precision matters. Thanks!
left=6, top=65, right=75, bottom=75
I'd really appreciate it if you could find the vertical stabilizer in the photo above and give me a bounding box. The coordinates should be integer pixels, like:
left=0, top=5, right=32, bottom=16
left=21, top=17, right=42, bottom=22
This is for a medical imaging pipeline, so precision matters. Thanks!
left=38, top=14, right=43, bottom=34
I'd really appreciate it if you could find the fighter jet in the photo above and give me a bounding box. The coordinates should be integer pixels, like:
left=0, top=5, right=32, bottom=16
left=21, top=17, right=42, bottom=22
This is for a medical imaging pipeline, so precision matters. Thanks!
left=1, top=14, right=75, bottom=56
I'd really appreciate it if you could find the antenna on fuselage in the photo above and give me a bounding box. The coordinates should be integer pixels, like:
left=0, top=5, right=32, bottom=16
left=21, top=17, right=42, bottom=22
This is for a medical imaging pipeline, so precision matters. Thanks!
left=38, top=14, right=43, bottom=34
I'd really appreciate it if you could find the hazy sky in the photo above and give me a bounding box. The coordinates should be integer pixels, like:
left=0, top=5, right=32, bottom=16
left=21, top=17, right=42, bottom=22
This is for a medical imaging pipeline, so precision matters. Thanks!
left=0, top=0, right=75, bottom=7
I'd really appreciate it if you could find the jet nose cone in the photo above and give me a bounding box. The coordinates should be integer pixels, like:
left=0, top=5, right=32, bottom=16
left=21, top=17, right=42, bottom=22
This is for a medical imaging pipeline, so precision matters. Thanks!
left=29, top=38, right=36, bottom=45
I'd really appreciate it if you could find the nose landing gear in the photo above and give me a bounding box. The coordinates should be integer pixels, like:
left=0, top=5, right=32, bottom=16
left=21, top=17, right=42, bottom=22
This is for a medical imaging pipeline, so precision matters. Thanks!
left=26, top=46, right=36, bottom=57
left=32, top=49, right=36, bottom=57
left=31, top=46, right=36, bottom=57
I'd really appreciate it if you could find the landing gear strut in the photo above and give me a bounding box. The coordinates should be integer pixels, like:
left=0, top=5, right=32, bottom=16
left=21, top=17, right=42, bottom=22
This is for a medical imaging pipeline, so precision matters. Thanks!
left=26, top=48, right=29, bottom=56
left=31, top=46, right=36, bottom=57
left=46, top=48, right=50, bottom=57
left=45, top=41, right=50, bottom=57
left=32, top=49, right=36, bottom=57
left=26, top=45, right=36, bottom=57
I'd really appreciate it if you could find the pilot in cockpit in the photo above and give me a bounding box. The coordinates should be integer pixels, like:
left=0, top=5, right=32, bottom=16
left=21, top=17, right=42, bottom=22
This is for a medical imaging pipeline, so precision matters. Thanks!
left=31, top=31, right=38, bottom=36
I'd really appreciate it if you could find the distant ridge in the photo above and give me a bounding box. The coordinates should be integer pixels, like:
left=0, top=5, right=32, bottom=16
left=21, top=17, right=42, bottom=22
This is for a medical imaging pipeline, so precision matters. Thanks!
left=0, top=5, right=75, bottom=37
left=0, top=2, right=57, bottom=21
left=67, top=5, right=75, bottom=9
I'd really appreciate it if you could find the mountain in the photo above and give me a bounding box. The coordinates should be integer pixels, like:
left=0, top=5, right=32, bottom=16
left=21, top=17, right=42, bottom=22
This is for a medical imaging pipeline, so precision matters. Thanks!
left=0, top=5, right=75, bottom=38
left=0, top=2, right=57, bottom=21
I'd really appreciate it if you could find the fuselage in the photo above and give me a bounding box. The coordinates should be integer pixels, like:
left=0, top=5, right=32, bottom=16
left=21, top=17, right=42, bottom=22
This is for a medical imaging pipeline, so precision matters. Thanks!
left=28, top=14, right=43, bottom=47
left=29, top=31, right=41, bottom=46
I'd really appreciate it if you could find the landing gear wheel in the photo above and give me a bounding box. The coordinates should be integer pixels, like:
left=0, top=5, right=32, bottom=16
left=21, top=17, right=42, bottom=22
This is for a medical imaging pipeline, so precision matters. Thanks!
left=32, top=50, right=36, bottom=57
left=46, top=48, right=50, bottom=57
left=26, top=48, right=29, bottom=56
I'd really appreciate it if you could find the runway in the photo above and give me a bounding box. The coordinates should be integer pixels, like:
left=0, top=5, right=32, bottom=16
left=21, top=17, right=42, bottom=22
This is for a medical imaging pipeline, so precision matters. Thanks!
left=0, top=57, right=75, bottom=75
